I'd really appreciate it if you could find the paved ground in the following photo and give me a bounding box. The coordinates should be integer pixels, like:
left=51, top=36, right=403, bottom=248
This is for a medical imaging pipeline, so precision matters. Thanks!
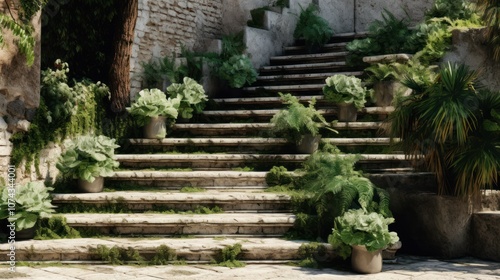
left=1, top=255, right=499, bottom=280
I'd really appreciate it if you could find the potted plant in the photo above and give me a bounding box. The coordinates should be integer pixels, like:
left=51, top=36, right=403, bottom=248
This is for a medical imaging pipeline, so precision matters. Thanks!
left=328, top=209, right=399, bottom=274
left=0, top=182, right=56, bottom=240
left=365, top=63, right=402, bottom=107
left=127, top=88, right=181, bottom=138
left=56, top=134, right=120, bottom=193
left=322, top=74, right=372, bottom=122
left=217, top=54, right=258, bottom=90
left=270, top=93, right=336, bottom=153
left=293, top=4, right=333, bottom=50
left=166, top=77, right=208, bottom=122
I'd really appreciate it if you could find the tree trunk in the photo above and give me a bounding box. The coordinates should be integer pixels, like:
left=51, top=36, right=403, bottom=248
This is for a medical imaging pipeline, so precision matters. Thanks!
left=108, top=0, right=138, bottom=113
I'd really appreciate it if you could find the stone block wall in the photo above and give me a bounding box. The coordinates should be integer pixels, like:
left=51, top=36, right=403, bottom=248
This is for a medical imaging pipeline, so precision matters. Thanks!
left=130, top=0, right=223, bottom=97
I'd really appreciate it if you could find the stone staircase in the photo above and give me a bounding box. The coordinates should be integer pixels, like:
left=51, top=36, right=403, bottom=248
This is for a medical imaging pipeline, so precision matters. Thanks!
left=0, top=33, right=419, bottom=264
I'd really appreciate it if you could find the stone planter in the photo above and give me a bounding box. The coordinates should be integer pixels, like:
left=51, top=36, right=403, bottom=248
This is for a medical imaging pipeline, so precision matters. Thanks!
left=373, top=81, right=399, bottom=107
left=351, top=245, right=383, bottom=274
left=77, top=177, right=104, bottom=193
left=382, top=241, right=402, bottom=260
left=296, top=134, right=320, bottom=154
left=337, top=102, right=357, bottom=122
left=144, top=116, right=167, bottom=139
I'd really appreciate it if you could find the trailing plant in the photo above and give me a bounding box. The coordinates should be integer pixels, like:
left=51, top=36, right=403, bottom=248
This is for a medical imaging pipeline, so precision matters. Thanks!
left=328, top=209, right=399, bottom=259
left=322, top=75, right=372, bottom=109
left=216, top=243, right=245, bottom=268
left=293, top=4, right=333, bottom=48
left=217, top=54, right=258, bottom=88
left=270, top=93, right=335, bottom=144
left=35, top=216, right=81, bottom=240
left=0, top=182, right=56, bottom=231
left=56, top=134, right=120, bottom=183
left=166, top=77, right=208, bottom=119
left=390, top=62, right=500, bottom=197
left=127, top=88, right=181, bottom=125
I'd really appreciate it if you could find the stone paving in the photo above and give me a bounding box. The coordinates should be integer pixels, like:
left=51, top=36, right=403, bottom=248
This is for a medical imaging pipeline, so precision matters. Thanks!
left=2, top=255, right=499, bottom=280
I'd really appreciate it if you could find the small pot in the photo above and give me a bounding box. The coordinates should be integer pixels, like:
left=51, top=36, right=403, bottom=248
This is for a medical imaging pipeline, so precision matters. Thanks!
left=78, top=177, right=104, bottom=193
left=144, top=116, right=167, bottom=139
left=296, top=134, right=320, bottom=154
left=337, top=102, right=358, bottom=122
left=351, top=245, right=383, bottom=274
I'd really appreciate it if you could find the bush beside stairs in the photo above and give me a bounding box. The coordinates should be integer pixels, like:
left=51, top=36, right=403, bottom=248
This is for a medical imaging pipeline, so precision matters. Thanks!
left=0, top=33, right=429, bottom=265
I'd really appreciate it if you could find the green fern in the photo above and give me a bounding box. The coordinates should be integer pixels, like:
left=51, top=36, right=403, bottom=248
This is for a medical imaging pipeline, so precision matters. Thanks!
left=293, top=4, right=333, bottom=48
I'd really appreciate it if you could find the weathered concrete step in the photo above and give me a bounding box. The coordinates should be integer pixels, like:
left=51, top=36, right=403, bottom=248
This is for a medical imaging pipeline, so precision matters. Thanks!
left=61, top=213, right=295, bottom=235
left=115, top=153, right=409, bottom=169
left=172, top=122, right=385, bottom=136
left=258, top=61, right=352, bottom=74
left=52, top=191, right=291, bottom=212
left=293, top=32, right=367, bottom=45
left=0, top=237, right=334, bottom=262
left=109, top=170, right=268, bottom=188
left=269, top=51, right=349, bottom=65
left=243, top=83, right=324, bottom=93
left=255, top=71, right=363, bottom=84
left=284, top=42, right=348, bottom=54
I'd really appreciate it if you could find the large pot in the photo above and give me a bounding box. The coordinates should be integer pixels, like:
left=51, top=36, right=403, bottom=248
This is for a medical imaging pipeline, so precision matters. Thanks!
left=337, top=102, right=358, bottom=122
left=373, top=81, right=399, bottom=107
left=296, top=134, right=320, bottom=154
left=144, top=116, right=167, bottom=139
left=78, top=177, right=104, bottom=193
left=351, top=245, right=383, bottom=274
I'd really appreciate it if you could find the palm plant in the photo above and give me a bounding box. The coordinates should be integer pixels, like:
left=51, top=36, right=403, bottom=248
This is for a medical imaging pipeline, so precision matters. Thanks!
left=390, top=62, right=500, bottom=197
left=477, top=0, right=500, bottom=60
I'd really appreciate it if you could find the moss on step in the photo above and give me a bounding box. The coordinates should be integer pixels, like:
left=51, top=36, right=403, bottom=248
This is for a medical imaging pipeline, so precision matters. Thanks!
left=214, top=243, right=245, bottom=268
left=35, top=216, right=81, bottom=240
left=55, top=202, right=224, bottom=214
left=297, top=242, right=329, bottom=268
left=91, top=244, right=187, bottom=266
left=179, top=186, right=206, bottom=193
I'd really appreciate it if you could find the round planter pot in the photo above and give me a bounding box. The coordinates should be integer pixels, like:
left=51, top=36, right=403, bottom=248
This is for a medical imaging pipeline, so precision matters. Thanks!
left=373, top=81, right=399, bottom=107
left=144, top=116, right=167, bottom=139
left=351, top=245, right=383, bottom=274
left=296, top=134, right=321, bottom=154
left=16, top=225, right=37, bottom=240
left=77, top=177, right=104, bottom=193
left=338, top=102, right=358, bottom=122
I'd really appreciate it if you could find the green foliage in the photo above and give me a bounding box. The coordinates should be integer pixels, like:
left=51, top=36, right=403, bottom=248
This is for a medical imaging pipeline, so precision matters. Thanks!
left=274, top=0, right=289, bottom=8
left=56, top=135, right=120, bottom=183
left=92, top=245, right=145, bottom=265
left=127, top=89, right=181, bottom=125
left=141, top=55, right=186, bottom=87
left=390, top=62, right=500, bottom=197
left=364, top=63, right=400, bottom=84
left=328, top=209, right=399, bottom=259
left=35, top=216, right=81, bottom=240
left=0, top=182, right=56, bottom=231
left=426, top=0, right=477, bottom=20
left=266, top=166, right=293, bottom=186
left=293, top=4, right=334, bottom=47
left=221, top=32, right=246, bottom=59
left=270, top=93, right=334, bottom=143
left=0, top=14, right=35, bottom=66
left=322, top=75, right=372, bottom=109
left=478, top=0, right=500, bottom=60
left=19, top=0, right=48, bottom=22
left=179, top=186, right=206, bottom=193
left=217, top=54, right=258, bottom=88
left=149, top=245, right=180, bottom=265
left=166, top=77, right=208, bottom=119
left=216, top=243, right=245, bottom=268
left=297, top=243, right=328, bottom=268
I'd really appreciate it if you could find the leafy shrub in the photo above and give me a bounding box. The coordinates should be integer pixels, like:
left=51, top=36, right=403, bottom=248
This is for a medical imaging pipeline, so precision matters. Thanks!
left=322, top=75, right=372, bottom=109
left=166, top=77, right=208, bottom=119
left=35, top=216, right=81, bottom=240
left=127, top=89, right=181, bottom=125
left=266, top=166, right=293, bottom=186
left=217, top=54, right=258, bottom=88
left=426, top=0, right=477, bottom=20
left=216, top=243, right=245, bottom=267
left=293, top=4, right=333, bottom=47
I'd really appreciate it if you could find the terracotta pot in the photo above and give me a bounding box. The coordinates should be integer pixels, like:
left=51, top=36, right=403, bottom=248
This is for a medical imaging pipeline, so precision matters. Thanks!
left=338, top=102, right=358, bottom=122
left=296, top=134, right=320, bottom=154
left=144, top=116, right=167, bottom=139
left=351, top=245, right=383, bottom=274
left=77, top=177, right=104, bottom=193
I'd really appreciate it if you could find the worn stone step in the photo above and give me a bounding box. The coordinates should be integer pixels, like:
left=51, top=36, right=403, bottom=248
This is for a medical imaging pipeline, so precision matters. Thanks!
left=172, top=122, right=385, bottom=136
left=258, top=61, right=353, bottom=74
left=0, top=237, right=334, bottom=262
left=243, top=83, right=325, bottom=93
left=283, top=42, right=348, bottom=54
left=293, top=32, right=367, bottom=46
left=115, top=153, right=409, bottom=170
left=269, top=51, right=349, bottom=65
left=61, top=213, right=295, bottom=235
left=255, top=71, right=364, bottom=85
left=109, top=170, right=268, bottom=188
left=52, top=191, right=292, bottom=212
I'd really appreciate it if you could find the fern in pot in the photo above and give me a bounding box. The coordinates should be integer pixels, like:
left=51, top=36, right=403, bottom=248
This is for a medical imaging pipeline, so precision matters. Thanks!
left=328, top=209, right=399, bottom=274
left=56, top=135, right=120, bottom=193
left=166, top=77, right=208, bottom=122
left=293, top=4, right=334, bottom=50
left=0, top=182, right=56, bottom=239
left=323, top=75, right=372, bottom=122
left=127, top=88, right=181, bottom=138
left=270, top=93, right=336, bottom=153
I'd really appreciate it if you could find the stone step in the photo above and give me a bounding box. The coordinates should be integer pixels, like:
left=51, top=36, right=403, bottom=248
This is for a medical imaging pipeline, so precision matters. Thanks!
left=258, top=61, right=353, bottom=75
left=243, top=83, right=325, bottom=93
left=293, top=32, right=367, bottom=45
left=115, top=153, right=409, bottom=170
left=52, top=191, right=292, bottom=212
left=0, top=237, right=334, bottom=262
left=283, top=42, right=348, bottom=54
left=172, top=122, right=385, bottom=136
left=255, top=71, right=363, bottom=85
left=61, top=213, right=296, bottom=235
left=269, top=51, right=349, bottom=65
left=109, top=170, right=268, bottom=188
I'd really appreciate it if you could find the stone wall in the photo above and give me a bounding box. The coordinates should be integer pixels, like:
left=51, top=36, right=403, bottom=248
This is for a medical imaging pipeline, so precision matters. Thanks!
left=0, top=2, right=41, bottom=182
left=130, top=0, right=223, bottom=97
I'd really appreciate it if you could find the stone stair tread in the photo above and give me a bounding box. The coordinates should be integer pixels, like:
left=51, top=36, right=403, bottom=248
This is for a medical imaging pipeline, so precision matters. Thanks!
left=212, top=95, right=324, bottom=105
left=259, top=61, right=347, bottom=72
left=111, top=170, right=268, bottom=179
left=52, top=191, right=291, bottom=203
left=270, top=51, right=349, bottom=61
left=256, top=71, right=363, bottom=81
left=201, top=107, right=393, bottom=117
left=0, top=237, right=332, bottom=262
left=173, top=122, right=384, bottom=131
left=284, top=42, right=348, bottom=52
left=243, top=83, right=324, bottom=92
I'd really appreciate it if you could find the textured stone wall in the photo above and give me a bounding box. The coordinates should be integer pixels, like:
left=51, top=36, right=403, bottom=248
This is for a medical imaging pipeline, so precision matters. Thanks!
left=130, top=0, right=223, bottom=97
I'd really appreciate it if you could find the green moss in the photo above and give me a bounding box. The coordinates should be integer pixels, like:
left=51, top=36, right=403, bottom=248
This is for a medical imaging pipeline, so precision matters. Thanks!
left=149, top=245, right=184, bottom=265
left=179, top=186, right=206, bottom=193
left=297, top=243, right=328, bottom=268
left=91, top=245, right=146, bottom=265
left=35, top=216, right=81, bottom=240
left=215, top=243, right=245, bottom=268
